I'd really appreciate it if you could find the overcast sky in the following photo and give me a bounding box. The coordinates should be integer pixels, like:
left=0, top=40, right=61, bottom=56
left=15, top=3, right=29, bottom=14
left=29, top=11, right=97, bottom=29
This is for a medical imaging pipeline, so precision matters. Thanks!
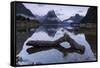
left=23, top=3, right=89, bottom=21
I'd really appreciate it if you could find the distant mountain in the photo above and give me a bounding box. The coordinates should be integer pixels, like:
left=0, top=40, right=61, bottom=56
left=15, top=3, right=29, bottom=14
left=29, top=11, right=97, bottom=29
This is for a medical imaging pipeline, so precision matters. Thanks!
left=42, top=10, right=62, bottom=29
left=16, top=3, right=35, bottom=17
left=63, top=14, right=83, bottom=24
left=80, top=7, right=97, bottom=24
left=60, top=14, right=83, bottom=28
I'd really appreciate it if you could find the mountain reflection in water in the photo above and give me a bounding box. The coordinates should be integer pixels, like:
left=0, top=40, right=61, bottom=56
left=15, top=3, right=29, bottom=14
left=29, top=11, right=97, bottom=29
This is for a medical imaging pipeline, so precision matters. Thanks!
left=17, top=26, right=96, bottom=65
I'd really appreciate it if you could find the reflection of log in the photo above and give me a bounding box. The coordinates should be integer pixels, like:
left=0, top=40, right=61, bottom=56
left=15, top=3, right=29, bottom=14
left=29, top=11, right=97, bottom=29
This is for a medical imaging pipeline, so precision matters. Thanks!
left=26, top=33, right=85, bottom=56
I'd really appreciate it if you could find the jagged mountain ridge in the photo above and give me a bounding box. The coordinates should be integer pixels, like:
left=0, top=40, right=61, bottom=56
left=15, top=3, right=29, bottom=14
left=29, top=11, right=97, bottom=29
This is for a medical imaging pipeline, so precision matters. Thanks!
left=63, top=14, right=83, bottom=24
left=15, top=3, right=85, bottom=26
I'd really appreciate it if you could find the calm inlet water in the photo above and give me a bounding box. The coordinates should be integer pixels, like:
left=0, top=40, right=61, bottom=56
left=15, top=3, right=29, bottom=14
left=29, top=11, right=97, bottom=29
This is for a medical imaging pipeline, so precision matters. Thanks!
left=17, top=26, right=96, bottom=65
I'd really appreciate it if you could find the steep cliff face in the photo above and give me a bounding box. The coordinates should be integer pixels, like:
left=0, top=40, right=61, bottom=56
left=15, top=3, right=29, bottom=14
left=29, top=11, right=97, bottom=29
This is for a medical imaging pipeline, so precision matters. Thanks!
left=16, top=3, right=35, bottom=17
left=80, top=7, right=97, bottom=24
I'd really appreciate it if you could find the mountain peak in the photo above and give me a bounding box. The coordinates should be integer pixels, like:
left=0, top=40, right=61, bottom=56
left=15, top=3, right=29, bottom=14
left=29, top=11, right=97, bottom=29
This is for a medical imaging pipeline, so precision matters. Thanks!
left=42, top=10, right=61, bottom=29
left=46, top=10, right=57, bottom=17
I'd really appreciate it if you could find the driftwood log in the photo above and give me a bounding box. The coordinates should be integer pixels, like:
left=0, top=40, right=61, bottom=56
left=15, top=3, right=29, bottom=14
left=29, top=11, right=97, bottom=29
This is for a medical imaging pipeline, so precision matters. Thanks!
left=26, top=33, right=85, bottom=56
